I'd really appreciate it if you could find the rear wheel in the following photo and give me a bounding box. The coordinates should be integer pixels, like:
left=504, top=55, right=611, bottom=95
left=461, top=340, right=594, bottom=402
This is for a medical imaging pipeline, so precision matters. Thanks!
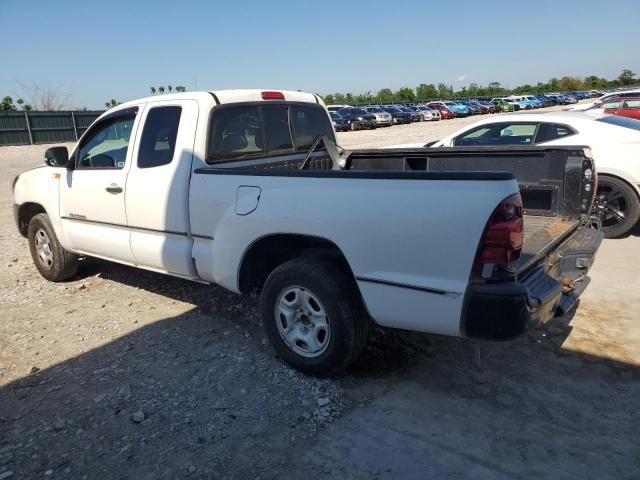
left=28, top=213, right=78, bottom=281
left=261, top=258, right=368, bottom=376
left=593, top=176, right=640, bottom=238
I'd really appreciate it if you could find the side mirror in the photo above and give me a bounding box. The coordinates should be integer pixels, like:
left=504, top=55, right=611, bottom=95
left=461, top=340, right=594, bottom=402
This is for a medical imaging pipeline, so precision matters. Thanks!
left=44, top=146, right=69, bottom=167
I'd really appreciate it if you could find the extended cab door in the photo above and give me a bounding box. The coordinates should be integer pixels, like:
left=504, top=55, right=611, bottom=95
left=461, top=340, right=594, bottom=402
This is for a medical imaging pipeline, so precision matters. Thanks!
left=124, top=100, right=199, bottom=277
left=59, top=107, right=140, bottom=262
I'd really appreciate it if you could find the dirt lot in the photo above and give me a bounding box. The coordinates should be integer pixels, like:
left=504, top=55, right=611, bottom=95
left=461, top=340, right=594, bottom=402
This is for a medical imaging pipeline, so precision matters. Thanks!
left=1, top=110, right=639, bottom=479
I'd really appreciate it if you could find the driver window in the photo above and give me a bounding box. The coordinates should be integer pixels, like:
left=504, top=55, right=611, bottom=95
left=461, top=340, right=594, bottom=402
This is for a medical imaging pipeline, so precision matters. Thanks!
left=77, top=115, right=135, bottom=169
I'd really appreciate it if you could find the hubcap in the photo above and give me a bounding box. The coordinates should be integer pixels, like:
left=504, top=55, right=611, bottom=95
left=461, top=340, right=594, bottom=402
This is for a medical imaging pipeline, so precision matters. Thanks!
left=274, top=286, right=330, bottom=358
left=593, top=182, right=628, bottom=231
left=34, top=228, right=54, bottom=269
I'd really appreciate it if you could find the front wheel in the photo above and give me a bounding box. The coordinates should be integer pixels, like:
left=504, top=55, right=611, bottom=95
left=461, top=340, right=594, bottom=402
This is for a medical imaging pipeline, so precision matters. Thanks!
left=261, top=258, right=368, bottom=376
left=28, top=213, right=78, bottom=281
left=593, top=176, right=640, bottom=238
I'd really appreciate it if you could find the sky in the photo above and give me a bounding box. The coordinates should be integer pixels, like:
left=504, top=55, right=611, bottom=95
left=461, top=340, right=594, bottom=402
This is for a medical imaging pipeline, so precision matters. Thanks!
left=2, top=0, right=639, bottom=109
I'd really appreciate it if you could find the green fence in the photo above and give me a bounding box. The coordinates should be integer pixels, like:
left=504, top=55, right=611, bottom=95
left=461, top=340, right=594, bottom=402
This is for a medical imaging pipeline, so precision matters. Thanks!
left=0, top=111, right=104, bottom=146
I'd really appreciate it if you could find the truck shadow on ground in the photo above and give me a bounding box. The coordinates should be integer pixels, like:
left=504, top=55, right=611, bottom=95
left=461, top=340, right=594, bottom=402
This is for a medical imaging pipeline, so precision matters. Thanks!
left=2, top=258, right=638, bottom=478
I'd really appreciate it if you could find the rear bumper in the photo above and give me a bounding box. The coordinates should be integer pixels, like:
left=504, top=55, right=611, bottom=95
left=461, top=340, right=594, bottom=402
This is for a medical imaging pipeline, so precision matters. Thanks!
left=462, top=226, right=603, bottom=340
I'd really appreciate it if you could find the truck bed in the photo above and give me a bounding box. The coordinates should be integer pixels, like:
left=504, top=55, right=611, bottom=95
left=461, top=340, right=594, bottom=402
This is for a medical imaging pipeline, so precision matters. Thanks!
left=520, top=216, right=578, bottom=274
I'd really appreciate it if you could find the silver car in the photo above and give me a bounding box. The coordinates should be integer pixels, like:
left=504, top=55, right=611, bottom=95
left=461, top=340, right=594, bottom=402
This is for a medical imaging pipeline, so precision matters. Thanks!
left=414, top=106, right=441, bottom=121
left=362, top=106, right=393, bottom=127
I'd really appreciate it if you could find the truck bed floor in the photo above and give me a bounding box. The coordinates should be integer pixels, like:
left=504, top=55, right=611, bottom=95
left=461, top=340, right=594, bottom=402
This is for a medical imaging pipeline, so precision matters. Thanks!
left=519, top=216, right=578, bottom=273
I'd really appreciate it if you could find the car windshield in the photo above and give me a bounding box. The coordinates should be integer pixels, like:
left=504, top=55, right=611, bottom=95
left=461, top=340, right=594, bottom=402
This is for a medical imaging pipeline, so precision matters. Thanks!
left=596, top=115, right=640, bottom=131
left=385, top=107, right=401, bottom=113
left=330, top=112, right=342, bottom=120
left=350, top=108, right=368, bottom=115
left=366, top=107, right=384, bottom=113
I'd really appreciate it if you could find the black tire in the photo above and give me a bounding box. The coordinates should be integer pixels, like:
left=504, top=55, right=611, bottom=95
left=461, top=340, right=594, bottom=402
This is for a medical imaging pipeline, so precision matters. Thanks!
left=594, top=176, right=640, bottom=238
left=261, top=257, right=368, bottom=376
left=350, top=122, right=357, bottom=131
left=28, top=213, right=78, bottom=282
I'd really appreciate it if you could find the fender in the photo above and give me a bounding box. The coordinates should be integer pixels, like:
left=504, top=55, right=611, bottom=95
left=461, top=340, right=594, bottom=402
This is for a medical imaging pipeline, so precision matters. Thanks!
left=13, top=166, right=74, bottom=250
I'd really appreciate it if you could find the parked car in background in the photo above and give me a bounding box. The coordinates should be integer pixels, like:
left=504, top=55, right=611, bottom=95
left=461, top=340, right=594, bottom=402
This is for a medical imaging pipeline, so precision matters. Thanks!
left=522, top=95, right=543, bottom=108
left=442, top=101, right=471, bottom=117
left=428, top=112, right=640, bottom=238
left=398, top=106, right=423, bottom=122
left=380, top=106, right=413, bottom=124
left=405, top=105, right=434, bottom=121
left=415, top=106, right=441, bottom=121
left=565, top=89, right=640, bottom=111
left=502, top=98, right=525, bottom=110
left=490, top=98, right=516, bottom=112
left=460, top=101, right=481, bottom=115
left=466, top=100, right=489, bottom=114
left=337, top=107, right=377, bottom=130
left=362, top=106, right=393, bottom=127
left=327, top=104, right=352, bottom=112
left=535, top=95, right=555, bottom=107
left=509, top=96, right=535, bottom=110
left=426, top=102, right=456, bottom=119
left=330, top=111, right=350, bottom=132
left=585, top=97, right=640, bottom=120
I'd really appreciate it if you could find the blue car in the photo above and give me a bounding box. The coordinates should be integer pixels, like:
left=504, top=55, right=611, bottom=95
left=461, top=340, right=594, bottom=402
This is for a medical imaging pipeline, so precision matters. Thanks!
left=522, top=95, right=543, bottom=108
left=443, top=101, right=471, bottom=117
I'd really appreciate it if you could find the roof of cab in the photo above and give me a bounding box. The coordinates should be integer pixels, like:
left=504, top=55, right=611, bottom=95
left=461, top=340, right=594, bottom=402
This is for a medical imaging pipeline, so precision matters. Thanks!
left=116, top=89, right=322, bottom=109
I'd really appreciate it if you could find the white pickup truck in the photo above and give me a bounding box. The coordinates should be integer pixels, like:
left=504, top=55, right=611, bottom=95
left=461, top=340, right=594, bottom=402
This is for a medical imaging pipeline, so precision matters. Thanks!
left=13, top=89, right=603, bottom=375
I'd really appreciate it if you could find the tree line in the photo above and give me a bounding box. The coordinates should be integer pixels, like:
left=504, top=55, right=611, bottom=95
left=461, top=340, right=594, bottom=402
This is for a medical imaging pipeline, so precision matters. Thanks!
left=321, top=69, right=638, bottom=105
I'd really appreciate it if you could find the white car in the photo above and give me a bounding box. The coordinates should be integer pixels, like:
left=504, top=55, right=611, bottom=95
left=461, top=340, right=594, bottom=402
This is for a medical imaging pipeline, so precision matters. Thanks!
left=428, top=112, right=640, bottom=237
left=12, top=90, right=602, bottom=375
left=565, top=89, right=640, bottom=111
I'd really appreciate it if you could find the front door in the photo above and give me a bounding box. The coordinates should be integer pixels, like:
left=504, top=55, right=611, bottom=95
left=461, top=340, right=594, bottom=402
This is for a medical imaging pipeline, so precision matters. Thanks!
left=59, top=107, right=140, bottom=263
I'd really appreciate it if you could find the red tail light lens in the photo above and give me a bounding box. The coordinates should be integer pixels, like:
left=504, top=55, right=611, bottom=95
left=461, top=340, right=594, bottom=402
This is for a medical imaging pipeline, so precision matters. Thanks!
left=474, top=193, right=523, bottom=280
left=261, top=91, right=285, bottom=100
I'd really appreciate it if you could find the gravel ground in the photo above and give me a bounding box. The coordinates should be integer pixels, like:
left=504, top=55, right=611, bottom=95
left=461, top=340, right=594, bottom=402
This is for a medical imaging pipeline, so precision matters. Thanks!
left=1, top=104, right=639, bottom=479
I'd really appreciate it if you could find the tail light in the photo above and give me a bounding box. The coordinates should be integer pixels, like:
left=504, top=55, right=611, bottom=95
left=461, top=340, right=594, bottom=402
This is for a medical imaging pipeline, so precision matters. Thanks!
left=261, top=91, right=285, bottom=100
left=473, top=193, right=523, bottom=280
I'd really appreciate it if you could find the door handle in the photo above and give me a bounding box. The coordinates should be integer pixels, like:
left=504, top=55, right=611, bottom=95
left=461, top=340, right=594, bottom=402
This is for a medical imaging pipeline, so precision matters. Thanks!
left=105, top=184, right=123, bottom=194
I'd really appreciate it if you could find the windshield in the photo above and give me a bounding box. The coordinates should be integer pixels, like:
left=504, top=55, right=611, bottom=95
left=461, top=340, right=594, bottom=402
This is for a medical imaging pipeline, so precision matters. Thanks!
left=350, top=108, right=368, bottom=115
left=366, top=107, right=384, bottom=113
left=596, top=115, right=640, bottom=131
left=384, top=107, right=401, bottom=113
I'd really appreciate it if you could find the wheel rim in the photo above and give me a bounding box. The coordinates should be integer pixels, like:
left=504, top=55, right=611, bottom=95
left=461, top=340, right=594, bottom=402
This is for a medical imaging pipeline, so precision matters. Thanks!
left=593, top=181, right=630, bottom=231
left=274, top=286, right=331, bottom=358
left=34, top=228, right=54, bottom=269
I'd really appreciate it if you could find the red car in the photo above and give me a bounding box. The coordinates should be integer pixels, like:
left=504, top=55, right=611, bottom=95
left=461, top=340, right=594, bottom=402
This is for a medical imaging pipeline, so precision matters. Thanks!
left=426, top=102, right=455, bottom=119
left=597, top=97, right=640, bottom=120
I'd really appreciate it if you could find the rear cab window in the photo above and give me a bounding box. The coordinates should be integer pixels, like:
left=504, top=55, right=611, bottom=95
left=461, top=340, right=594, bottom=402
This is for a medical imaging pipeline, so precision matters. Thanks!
left=207, top=103, right=334, bottom=163
left=138, top=106, right=182, bottom=168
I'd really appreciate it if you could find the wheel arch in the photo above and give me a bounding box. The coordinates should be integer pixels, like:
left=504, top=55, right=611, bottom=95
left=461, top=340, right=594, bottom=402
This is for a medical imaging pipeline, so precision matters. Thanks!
left=237, top=233, right=357, bottom=295
left=597, top=171, right=640, bottom=201
left=16, top=202, right=47, bottom=237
